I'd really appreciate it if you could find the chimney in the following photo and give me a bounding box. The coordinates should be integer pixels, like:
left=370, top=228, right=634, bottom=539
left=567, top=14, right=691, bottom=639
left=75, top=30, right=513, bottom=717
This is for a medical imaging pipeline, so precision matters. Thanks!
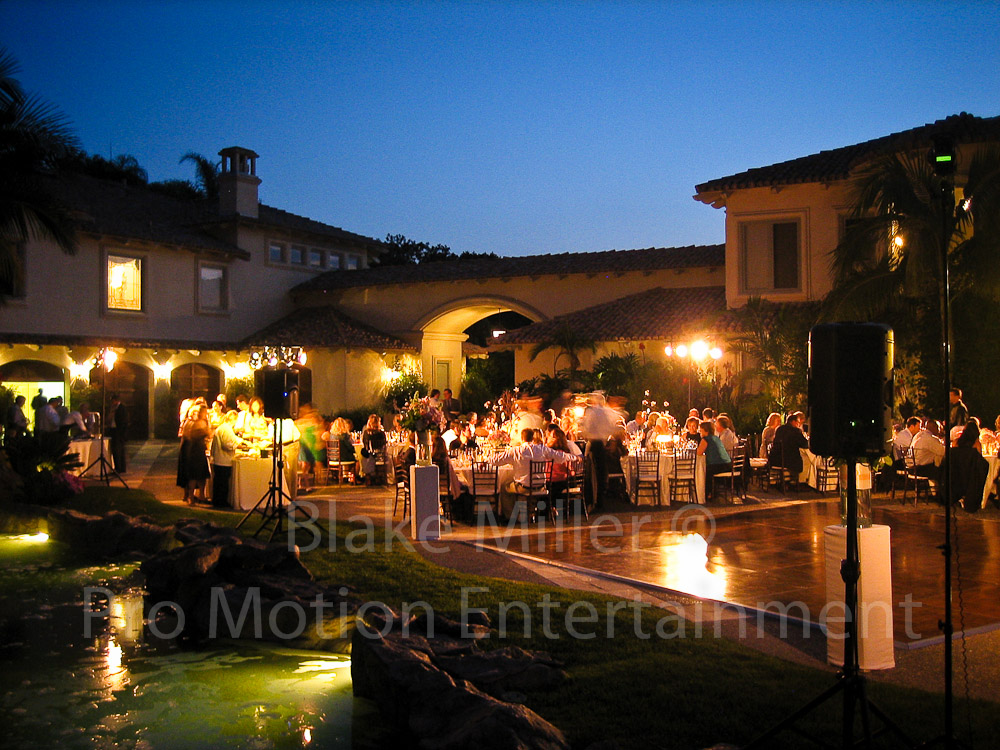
left=218, top=146, right=260, bottom=218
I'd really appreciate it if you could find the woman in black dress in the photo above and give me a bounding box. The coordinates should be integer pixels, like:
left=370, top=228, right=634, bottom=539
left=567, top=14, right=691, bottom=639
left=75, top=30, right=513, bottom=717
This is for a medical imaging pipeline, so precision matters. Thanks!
left=177, top=404, right=211, bottom=504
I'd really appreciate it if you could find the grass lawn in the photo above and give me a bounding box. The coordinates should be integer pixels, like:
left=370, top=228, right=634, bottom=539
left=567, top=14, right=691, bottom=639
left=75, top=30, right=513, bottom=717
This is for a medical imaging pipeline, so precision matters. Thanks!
left=6, top=487, right=997, bottom=749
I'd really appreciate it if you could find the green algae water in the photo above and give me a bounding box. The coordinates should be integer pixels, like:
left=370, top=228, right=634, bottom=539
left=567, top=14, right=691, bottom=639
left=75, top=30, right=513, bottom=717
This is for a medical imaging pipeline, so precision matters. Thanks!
left=0, top=534, right=379, bottom=749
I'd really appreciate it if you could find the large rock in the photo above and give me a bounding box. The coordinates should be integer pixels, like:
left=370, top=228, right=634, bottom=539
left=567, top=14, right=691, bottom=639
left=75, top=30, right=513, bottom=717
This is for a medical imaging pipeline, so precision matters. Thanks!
left=47, top=508, right=177, bottom=557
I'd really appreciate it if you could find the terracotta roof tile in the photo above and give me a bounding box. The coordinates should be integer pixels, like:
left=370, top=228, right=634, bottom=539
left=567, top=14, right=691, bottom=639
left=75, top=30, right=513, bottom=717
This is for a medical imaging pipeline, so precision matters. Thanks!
left=243, top=306, right=415, bottom=351
left=294, top=244, right=725, bottom=293
left=495, top=286, right=729, bottom=345
left=695, top=112, right=1000, bottom=196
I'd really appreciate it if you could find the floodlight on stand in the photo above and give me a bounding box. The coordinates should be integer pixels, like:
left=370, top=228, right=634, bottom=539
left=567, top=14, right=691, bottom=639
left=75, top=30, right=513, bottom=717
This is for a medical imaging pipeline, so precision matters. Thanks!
left=675, top=344, right=688, bottom=358
left=249, top=345, right=306, bottom=370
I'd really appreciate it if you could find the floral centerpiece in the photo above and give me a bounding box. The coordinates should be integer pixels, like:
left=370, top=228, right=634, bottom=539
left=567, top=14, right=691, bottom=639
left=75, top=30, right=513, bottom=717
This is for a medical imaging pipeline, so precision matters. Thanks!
left=400, top=393, right=445, bottom=434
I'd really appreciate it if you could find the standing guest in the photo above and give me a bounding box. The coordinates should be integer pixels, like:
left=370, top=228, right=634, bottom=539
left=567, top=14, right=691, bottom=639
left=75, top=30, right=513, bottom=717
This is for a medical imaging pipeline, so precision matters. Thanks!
left=511, top=396, right=544, bottom=444
left=625, top=411, right=647, bottom=441
left=440, top=388, right=462, bottom=423
left=107, top=393, right=129, bottom=473
left=697, top=420, right=731, bottom=502
left=295, top=404, right=327, bottom=482
left=210, top=410, right=245, bottom=508
left=30, top=388, right=47, bottom=431
left=209, top=399, right=226, bottom=431
left=36, top=397, right=61, bottom=433
left=579, top=393, right=620, bottom=510
left=61, top=406, right=90, bottom=437
left=177, top=404, right=211, bottom=504
left=233, top=394, right=250, bottom=433
left=54, top=396, right=69, bottom=426
left=767, top=411, right=809, bottom=484
left=716, top=414, right=738, bottom=455
left=5, top=395, right=28, bottom=442
left=239, top=397, right=269, bottom=441
left=78, top=402, right=98, bottom=435
left=949, top=387, right=969, bottom=428
left=360, top=413, right=388, bottom=484
left=759, top=412, right=783, bottom=458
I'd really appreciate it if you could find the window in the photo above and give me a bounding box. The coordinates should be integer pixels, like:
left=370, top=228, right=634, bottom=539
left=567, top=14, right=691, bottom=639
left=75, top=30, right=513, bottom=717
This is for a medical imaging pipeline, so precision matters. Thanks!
left=269, top=242, right=285, bottom=263
left=307, top=249, right=323, bottom=268
left=327, top=253, right=341, bottom=270
left=289, top=244, right=305, bottom=265
left=199, top=263, right=228, bottom=312
left=107, top=254, right=143, bottom=311
left=739, top=220, right=800, bottom=292
left=344, top=254, right=360, bottom=271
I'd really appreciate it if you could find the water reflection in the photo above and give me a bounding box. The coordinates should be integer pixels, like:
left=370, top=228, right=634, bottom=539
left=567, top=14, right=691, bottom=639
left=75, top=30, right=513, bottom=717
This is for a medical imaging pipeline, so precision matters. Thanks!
left=657, top=532, right=728, bottom=600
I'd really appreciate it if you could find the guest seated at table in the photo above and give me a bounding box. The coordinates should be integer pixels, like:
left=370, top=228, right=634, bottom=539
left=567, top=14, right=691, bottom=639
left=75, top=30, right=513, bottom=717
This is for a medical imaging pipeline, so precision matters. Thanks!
left=546, top=425, right=582, bottom=509
left=701, top=407, right=716, bottom=423
left=892, top=418, right=921, bottom=466
left=681, top=416, right=702, bottom=448
left=210, top=410, right=246, bottom=508
left=697, top=420, right=731, bottom=502
left=911, top=419, right=945, bottom=482
left=361, top=413, right=388, bottom=484
left=606, top=428, right=630, bottom=503
left=441, top=420, right=461, bottom=450
left=177, top=404, right=211, bottom=504
left=327, top=416, right=358, bottom=482
left=625, top=411, right=647, bottom=441
left=759, top=412, right=782, bottom=459
left=716, top=414, right=738, bottom=455
left=767, top=411, right=809, bottom=485
left=951, top=422, right=989, bottom=512
left=644, top=416, right=673, bottom=450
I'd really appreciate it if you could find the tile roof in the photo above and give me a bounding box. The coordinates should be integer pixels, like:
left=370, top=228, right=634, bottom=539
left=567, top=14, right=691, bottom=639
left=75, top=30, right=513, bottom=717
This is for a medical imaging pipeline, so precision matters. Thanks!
left=695, top=112, right=1000, bottom=197
left=494, top=286, right=730, bottom=345
left=293, top=244, right=725, bottom=293
left=0, top=331, right=238, bottom=351
left=243, top=305, right=416, bottom=351
left=42, top=173, right=383, bottom=258
left=45, top=173, right=247, bottom=257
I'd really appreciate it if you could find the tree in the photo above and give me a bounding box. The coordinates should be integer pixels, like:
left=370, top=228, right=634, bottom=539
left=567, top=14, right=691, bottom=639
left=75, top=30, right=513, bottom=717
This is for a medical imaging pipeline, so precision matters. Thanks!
left=528, top=322, right=597, bottom=376
left=180, top=151, right=220, bottom=199
left=372, top=234, right=498, bottom=266
left=0, top=47, right=80, bottom=298
left=825, top=145, right=1000, bottom=417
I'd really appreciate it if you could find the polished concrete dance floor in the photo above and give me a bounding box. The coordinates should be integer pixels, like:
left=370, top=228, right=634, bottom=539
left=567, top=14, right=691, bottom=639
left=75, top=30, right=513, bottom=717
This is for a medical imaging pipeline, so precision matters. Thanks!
left=481, top=500, right=1000, bottom=644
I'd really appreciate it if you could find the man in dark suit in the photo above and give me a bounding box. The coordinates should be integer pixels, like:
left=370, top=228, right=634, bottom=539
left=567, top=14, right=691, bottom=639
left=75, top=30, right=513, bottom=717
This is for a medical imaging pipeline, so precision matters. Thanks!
left=107, top=393, right=129, bottom=473
left=440, top=388, right=462, bottom=424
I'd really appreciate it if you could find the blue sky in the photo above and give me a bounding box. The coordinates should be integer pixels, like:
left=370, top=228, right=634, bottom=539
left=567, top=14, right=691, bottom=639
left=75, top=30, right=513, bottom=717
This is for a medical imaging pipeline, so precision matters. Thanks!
left=3, top=1, right=999, bottom=256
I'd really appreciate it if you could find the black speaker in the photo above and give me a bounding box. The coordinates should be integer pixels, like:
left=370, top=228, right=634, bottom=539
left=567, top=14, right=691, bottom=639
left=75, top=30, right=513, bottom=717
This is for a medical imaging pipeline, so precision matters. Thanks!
left=808, top=323, right=893, bottom=458
left=255, top=369, right=299, bottom=420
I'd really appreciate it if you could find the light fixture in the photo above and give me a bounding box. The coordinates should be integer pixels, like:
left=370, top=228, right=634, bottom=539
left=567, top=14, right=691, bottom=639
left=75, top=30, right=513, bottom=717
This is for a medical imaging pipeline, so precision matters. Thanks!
left=690, top=340, right=709, bottom=361
left=664, top=345, right=673, bottom=357
left=248, top=345, right=306, bottom=370
left=675, top=344, right=688, bottom=358
left=92, top=347, right=118, bottom=372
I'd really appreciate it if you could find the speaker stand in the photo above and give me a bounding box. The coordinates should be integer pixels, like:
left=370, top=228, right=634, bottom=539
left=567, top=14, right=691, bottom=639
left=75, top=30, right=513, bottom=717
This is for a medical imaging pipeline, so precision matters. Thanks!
left=742, top=457, right=914, bottom=749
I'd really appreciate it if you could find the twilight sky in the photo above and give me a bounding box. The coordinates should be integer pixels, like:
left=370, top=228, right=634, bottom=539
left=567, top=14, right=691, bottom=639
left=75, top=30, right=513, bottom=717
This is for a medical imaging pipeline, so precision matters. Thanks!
left=3, top=1, right=999, bottom=257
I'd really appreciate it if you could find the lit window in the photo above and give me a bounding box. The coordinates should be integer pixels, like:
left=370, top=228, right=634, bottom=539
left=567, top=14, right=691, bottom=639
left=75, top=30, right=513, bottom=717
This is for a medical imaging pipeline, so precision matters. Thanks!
left=327, top=253, right=341, bottom=270
left=308, top=249, right=323, bottom=268
left=344, top=254, right=359, bottom=270
left=199, top=264, right=227, bottom=311
left=269, top=242, right=285, bottom=263
left=739, top=220, right=799, bottom=293
left=289, top=245, right=305, bottom=265
left=107, top=254, right=142, bottom=311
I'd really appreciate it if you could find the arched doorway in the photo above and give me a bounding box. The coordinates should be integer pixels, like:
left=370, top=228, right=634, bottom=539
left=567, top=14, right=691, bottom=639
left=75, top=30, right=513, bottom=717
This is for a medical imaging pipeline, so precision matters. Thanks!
left=0, top=359, right=67, bottom=433
left=89, top=360, right=151, bottom=441
left=170, top=363, right=223, bottom=429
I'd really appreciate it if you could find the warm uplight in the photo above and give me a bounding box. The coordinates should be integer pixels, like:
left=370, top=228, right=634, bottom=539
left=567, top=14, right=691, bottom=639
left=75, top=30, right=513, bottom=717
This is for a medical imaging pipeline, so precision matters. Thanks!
left=224, top=361, right=254, bottom=380
left=70, top=362, right=91, bottom=382
left=14, top=532, right=49, bottom=542
left=152, top=362, right=172, bottom=382
left=573, top=405, right=585, bottom=417
left=675, top=344, right=688, bottom=358
left=492, top=329, right=506, bottom=338
left=690, top=340, right=709, bottom=360
left=892, top=234, right=905, bottom=249
left=381, top=366, right=403, bottom=384
left=102, top=349, right=118, bottom=371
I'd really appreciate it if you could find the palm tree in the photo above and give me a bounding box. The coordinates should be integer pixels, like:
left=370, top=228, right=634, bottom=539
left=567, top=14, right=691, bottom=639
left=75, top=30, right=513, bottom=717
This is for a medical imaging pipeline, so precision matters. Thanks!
left=180, top=151, right=220, bottom=199
left=826, top=147, right=1000, bottom=320
left=0, top=47, right=80, bottom=297
left=528, top=323, right=597, bottom=376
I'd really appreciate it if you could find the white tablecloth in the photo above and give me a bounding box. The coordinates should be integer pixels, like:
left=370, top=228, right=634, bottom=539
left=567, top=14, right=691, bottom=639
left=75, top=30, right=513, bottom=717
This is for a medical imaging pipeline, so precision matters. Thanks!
left=68, top=438, right=111, bottom=475
left=455, top=463, right=515, bottom=515
left=622, top=452, right=706, bottom=505
left=231, top=456, right=292, bottom=510
left=982, top=455, right=1000, bottom=507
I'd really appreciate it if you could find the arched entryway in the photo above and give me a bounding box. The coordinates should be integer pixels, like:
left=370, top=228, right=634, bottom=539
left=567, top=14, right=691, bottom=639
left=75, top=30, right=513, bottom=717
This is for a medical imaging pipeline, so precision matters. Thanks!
left=0, top=359, right=67, bottom=433
left=88, top=360, right=151, bottom=441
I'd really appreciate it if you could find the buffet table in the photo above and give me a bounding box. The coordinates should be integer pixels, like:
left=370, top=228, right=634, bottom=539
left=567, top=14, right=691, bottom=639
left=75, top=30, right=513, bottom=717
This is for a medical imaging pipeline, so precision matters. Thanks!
left=68, top=437, right=111, bottom=476
left=231, top=455, right=293, bottom=510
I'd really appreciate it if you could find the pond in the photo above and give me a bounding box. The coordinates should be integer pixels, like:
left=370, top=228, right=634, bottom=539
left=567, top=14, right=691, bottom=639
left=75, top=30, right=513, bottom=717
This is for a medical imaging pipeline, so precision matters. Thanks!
left=0, top=533, right=386, bottom=749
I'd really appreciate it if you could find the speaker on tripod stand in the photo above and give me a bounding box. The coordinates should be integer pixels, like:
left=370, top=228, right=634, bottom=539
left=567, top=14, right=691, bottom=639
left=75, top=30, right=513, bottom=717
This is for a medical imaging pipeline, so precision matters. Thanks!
left=256, top=368, right=299, bottom=420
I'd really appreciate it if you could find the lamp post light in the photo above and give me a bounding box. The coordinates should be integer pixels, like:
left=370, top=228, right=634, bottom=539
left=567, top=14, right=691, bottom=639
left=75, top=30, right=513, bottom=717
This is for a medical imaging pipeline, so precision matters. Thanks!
left=665, top=339, right=723, bottom=414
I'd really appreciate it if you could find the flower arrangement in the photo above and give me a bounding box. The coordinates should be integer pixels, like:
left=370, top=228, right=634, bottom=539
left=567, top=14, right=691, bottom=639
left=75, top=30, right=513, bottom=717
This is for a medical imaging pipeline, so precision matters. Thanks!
left=400, top=393, right=445, bottom=434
